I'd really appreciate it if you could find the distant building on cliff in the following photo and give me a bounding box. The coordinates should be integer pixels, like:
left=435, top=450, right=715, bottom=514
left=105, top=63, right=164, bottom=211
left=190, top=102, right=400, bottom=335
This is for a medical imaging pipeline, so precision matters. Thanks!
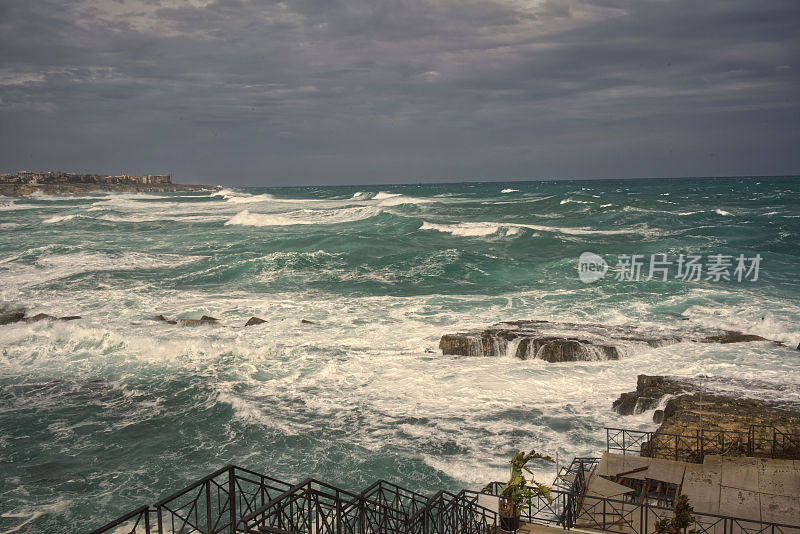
left=143, top=174, right=171, bottom=184
left=2, top=171, right=172, bottom=185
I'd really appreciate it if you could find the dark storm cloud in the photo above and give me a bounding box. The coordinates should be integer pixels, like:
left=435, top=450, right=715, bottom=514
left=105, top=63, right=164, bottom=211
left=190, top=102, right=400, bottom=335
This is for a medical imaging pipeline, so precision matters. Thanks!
left=1, top=0, right=798, bottom=185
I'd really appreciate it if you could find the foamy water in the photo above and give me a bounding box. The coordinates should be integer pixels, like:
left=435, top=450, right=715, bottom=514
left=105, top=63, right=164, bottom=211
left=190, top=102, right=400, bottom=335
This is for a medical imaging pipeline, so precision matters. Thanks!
left=0, top=177, right=799, bottom=533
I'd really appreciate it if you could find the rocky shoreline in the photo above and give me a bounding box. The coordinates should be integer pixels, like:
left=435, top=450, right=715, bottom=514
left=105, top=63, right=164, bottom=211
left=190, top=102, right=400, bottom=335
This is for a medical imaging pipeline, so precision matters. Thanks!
left=0, top=182, right=220, bottom=197
left=439, top=319, right=777, bottom=362
left=613, top=374, right=800, bottom=459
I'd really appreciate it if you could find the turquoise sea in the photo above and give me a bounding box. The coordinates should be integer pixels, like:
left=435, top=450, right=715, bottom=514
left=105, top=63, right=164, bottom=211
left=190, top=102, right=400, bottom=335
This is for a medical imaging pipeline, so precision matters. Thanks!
left=1, top=177, right=799, bottom=532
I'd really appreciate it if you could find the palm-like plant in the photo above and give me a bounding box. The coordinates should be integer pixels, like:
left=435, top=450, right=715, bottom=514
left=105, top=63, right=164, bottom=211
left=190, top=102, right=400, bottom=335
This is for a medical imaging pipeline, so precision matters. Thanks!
left=497, top=449, right=554, bottom=522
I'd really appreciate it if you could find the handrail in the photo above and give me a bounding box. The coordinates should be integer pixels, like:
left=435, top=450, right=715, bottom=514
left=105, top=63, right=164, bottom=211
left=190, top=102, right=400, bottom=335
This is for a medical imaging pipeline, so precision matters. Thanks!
left=606, top=425, right=800, bottom=461
left=88, top=505, right=152, bottom=534
left=239, top=477, right=315, bottom=526
left=154, top=464, right=233, bottom=507
left=89, top=459, right=800, bottom=534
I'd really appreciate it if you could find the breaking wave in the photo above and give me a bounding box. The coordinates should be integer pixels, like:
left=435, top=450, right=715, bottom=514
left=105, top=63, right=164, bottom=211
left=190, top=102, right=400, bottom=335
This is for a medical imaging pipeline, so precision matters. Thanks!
left=419, top=220, right=652, bottom=237
left=225, top=206, right=382, bottom=226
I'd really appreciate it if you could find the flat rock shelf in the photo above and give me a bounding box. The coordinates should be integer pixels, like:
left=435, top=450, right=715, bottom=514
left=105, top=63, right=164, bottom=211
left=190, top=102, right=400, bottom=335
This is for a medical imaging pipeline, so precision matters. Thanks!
left=439, top=320, right=772, bottom=362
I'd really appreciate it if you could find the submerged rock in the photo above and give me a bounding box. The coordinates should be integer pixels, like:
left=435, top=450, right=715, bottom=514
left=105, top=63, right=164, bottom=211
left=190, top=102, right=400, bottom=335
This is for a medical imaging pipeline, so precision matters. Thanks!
left=0, top=310, right=25, bottom=325
left=440, top=320, right=777, bottom=362
left=301, top=319, right=316, bottom=325
left=245, top=316, right=266, bottom=326
left=152, top=314, right=168, bottom=321
left=25, top=313, right=57, bottom=323
left=24, top=313, right=81, bottom=323
left=701, top=332, right=767, bottom=343
left=178, top=317, right=218, bottom=327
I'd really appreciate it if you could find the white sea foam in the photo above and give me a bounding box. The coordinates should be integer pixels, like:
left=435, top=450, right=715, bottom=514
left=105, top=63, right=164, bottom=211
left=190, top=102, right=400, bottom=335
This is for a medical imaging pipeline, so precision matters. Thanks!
left=41, top=214, right=79, bottom=224
left=420, top=220, right=652, bottom=237
left=560, top=197, right=591, bottom=205
left=715, top=208, right=732, bottom=216
left=419, top=221, right=523, bottom=237
left=500, top=188, right=519, bottom=193
left=376, top=194, right=433, bottom=206
left=0, top=251, right=204, bottom=292
left=225, top=206, right=381, bottom=227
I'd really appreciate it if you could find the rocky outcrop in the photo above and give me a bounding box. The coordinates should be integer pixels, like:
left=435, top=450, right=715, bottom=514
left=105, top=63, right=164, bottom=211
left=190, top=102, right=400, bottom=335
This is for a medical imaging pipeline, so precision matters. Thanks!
left=301, top=319, right=316, bottom=325
left=612, top=375, right=693, bottom=415
left=701, top=332, right=767, bottom=343
left=613, top=375, right=800, bottom=460
left=440, top=320, right=681, bottom=362
left=245, top=316, right=266, bottom=326
left=179, top=316, right=218, bottom=327
left=0, top=309, right=81, bottom=324
left=0, top=310, right=25, bottom=325
left=25, top=313, right=81, bottom=322
left=440, top=320, right=776, bottom=362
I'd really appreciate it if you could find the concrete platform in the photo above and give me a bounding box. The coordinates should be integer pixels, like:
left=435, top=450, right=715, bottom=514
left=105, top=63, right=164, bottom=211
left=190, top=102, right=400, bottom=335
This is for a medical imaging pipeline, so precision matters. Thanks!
left=588, top=453, right=800, bottom=533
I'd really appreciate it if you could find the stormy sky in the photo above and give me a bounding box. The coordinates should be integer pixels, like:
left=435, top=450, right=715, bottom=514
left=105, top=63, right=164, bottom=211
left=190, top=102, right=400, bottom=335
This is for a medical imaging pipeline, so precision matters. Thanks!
left=0, top=0, right=798, bottom=186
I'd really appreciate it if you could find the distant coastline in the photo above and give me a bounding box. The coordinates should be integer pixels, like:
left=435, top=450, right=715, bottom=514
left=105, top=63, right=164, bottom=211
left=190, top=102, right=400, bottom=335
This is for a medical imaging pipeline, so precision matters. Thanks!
left=0, top=182, right=221, bottom=197
left=0, top=170, right=220, bottom=196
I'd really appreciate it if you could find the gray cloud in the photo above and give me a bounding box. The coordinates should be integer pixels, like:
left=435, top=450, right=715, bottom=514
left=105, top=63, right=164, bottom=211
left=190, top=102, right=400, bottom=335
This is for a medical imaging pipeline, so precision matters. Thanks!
left=1, top=0, right=798, bottom=185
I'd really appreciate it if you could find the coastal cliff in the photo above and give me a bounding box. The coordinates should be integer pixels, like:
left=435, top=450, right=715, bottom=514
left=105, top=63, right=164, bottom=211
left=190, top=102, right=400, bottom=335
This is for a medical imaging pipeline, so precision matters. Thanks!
left=613, top=375, right=800, bottom=459
left=0, top=183, right=219, bottom=197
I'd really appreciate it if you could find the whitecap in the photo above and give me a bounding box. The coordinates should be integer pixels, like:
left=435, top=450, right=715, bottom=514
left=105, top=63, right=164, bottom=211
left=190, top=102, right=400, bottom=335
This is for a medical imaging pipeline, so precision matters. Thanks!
left=42, top=214, right=78, bottom=224
left=420, top=220, right=652, bottom=237
left=224, top=206, right=382, bottom=227
left=500, top=188, right=519, bottom=193
left=715, top=209, right=732, bottom=216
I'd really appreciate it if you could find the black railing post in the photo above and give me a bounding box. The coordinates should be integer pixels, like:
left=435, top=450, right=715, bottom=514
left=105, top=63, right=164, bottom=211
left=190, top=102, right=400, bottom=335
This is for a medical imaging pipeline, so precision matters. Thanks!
left=157, top=506, right=163, bottom=534
left=145, top=508, right=151, bottom=534
left=602, top=499, right=606, bottom=530
left=772, top=427, right=777, bottom=459
left=623, top=431, right=627, bottom=455
left=607, top=428, right=610, bottom=452
left=643, top=502, right=648, bottom=534
left=336, top=491, right=342, bottom=534
left=229, top=467, right=237, bottom=534
left=207, top=480, right=213, bottom=534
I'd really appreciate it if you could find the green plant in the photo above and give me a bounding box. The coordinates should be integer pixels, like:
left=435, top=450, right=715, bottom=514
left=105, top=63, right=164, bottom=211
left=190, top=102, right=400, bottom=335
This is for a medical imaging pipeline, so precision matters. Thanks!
left=654, top=495, right=698, bottom=534
left=494, top=449, right=554, bottom=518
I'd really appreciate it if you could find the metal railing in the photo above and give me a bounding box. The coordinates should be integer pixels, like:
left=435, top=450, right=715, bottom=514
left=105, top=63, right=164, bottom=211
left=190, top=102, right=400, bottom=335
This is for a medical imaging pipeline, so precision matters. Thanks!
left=574, top=493, right=798, bottom=534
left=479, top=483, right=799, bottom=534
left=90, top=458, right=800, bottom=534
left=90, top=465, right=292, bottom=534
left=606, top=425, right=800, bottom=462
left=406, top=489, right=497, bottom=534
left=239, top=478, right=497, bottom=534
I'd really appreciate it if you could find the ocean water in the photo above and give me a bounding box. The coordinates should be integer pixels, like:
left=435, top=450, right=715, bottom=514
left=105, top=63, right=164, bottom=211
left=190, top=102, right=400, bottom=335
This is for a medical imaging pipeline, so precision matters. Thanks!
left=1, top=177, right=799, bottom=532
